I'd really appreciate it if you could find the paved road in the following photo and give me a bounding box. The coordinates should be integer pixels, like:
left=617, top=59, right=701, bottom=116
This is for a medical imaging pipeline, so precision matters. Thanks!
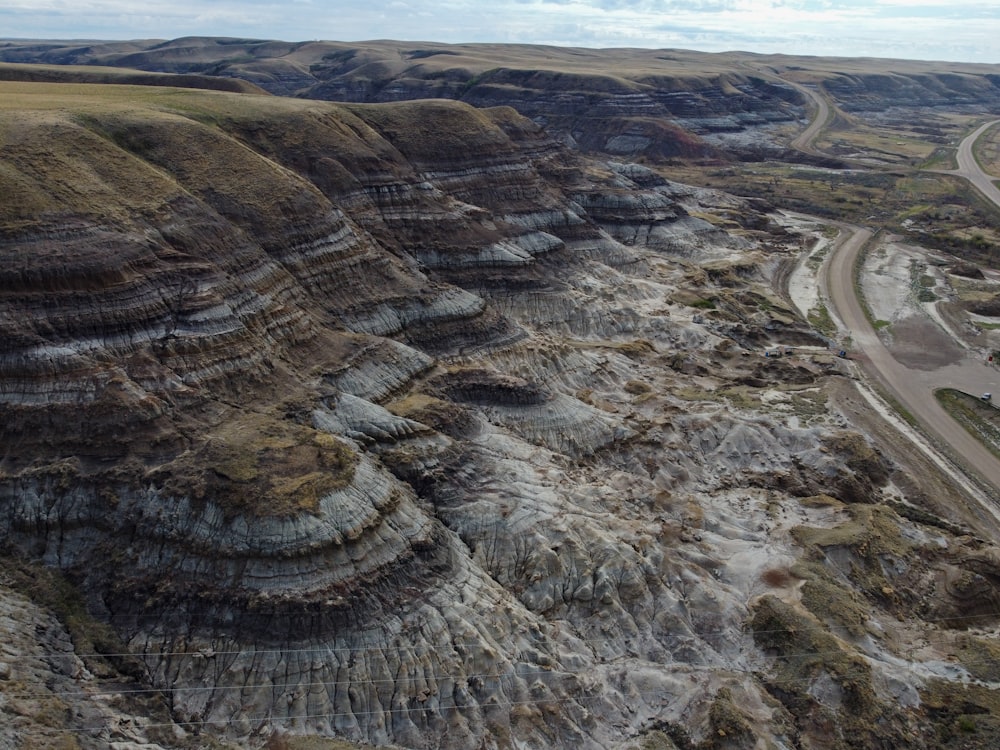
left=825, top=225, right=1000, bottom=496
left=948, top=119, right=1000, bottom=206
left=823, top=120, right=1000, bottom=498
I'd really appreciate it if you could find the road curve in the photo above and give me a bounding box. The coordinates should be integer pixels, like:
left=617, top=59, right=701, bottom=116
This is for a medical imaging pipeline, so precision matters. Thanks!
left=787, top=82, right=830, bottom=156
left=950, top=119, right=1000, bottom=207
left=737, top=63, right=831, bottom=158
left=824, top=224, right=1000, bottom=497
left=822, top=121, right=1000, bottom=499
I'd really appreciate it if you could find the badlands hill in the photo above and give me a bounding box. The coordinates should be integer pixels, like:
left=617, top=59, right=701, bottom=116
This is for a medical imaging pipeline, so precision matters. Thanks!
left=5, top=37, right=1000, bottom=162
left=2, top=53, right=1000, bottom=750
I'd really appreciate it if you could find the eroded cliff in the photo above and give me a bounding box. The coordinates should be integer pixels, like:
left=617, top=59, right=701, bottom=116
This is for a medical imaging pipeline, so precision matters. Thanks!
left=3, top=80, right=1000, bottom=750
left=5, top=38, right=1000, bottom=166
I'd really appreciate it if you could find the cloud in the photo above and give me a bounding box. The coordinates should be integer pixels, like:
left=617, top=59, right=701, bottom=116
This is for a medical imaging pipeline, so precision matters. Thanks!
left=1, top=0, right=998, bottom=63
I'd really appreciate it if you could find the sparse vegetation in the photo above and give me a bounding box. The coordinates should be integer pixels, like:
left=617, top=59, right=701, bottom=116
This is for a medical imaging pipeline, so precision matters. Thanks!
left=156, top=412, right=358, bottom=517
left=791, top=559, right=871, bottom=637
left=935, top=388, right=1000, bottom=460
left=4, top=48, right=1000, bottom=750
left=689, top=297, right=717, bottom=310
left=749, top=594, right=895, bottom=747
left=807, top=302, right=836, bottom=337
left=624, top=379, right=653, bottom=395
left=264, top=735, right=384, bottom=750
left=1, top=556, right=145, bottom=680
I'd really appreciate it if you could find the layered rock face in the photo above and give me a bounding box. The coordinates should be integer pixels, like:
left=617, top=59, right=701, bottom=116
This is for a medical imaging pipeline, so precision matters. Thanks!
left=0, top=40, right=804, bottom=154
left=2, top=40, right=800, bottom=161
left=6, top=38, right=1000, bottom=165
left=3, top=83, right=1000, bottom=750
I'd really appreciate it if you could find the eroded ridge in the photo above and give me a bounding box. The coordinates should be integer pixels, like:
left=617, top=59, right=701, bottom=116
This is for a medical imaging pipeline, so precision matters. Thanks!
left=3, top=87, right=1000, bottom=749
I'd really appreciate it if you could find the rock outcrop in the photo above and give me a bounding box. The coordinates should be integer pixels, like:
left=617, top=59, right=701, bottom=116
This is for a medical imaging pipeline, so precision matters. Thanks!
left=3, top=78, right=1000, bottom=750
left=5, top=38, right=1000, bottom=165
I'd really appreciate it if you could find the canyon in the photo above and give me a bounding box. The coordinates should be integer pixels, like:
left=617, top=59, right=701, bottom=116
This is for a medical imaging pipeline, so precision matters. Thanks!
left=5, top=38, right=1000, bottom=163
left=2, top=43, right=1000, bottom=750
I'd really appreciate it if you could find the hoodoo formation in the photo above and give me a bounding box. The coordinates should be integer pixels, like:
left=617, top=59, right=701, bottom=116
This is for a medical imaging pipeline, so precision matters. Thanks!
left=3, top=44, right=1000, bottom=750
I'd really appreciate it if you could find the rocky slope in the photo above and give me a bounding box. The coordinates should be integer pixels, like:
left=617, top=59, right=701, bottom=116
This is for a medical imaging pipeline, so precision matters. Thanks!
left=3, top=79, right=1000, bottom=750
left=5, top=38, right=1000, bottom=163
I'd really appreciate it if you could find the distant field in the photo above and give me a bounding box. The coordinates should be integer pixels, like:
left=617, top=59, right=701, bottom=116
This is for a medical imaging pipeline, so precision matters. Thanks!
left=0, top=60, right=266, bottom=93
left=0, top=78, right=278, bottom=112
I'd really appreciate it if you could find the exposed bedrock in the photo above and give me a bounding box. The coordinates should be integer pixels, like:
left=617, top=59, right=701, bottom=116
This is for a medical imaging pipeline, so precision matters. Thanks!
left=0, top=452, right=428, bottom=601
left=2, top=88, right=983, bottom=749
left=820, top=70, right=1000, bottom=112
left=8, top=39, right=1000, bottom=167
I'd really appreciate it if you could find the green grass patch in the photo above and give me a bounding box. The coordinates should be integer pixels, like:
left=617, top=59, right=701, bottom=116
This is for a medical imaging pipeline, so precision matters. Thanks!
left=897, top=203, right=935, bottom=220
left=853, top=230, right=884, bottom=330
left=920, top=147, right=958, bottom=171
left=788, top=388, right=829, bottom=420
left=807, top=302, right=836, bottom=337
left=884, top=498, right=966, bottom=535
left=879, top=389, right=919, bottom=428
left=908, top=261, right=939, bottom=302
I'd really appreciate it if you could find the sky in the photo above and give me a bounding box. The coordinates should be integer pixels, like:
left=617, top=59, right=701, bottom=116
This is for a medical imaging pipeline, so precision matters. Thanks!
left=2, top=0, right=1000, bottom=65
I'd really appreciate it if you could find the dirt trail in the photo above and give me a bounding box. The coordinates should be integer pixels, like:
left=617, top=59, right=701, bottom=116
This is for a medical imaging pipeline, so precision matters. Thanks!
left=787, top=81, right=830, bottom=156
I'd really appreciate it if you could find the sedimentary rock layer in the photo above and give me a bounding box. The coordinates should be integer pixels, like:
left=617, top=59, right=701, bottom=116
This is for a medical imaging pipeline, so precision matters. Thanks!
left=3, top=81, right=1000, bottom=750
left=5, top=38, right=1000, bottom=165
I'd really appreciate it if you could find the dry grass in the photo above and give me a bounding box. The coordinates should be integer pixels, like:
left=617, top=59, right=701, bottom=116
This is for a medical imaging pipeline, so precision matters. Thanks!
left=159, top=411, right=357, bottom=518
left=344, top=99, right=514, bottom=160
left=0, top=80, right=456, bottom=236
left=0, top=60, right=266, bottom=92
left=0, top=82, right=291, bottom=227
left=2, top=123, right=184, bottom=228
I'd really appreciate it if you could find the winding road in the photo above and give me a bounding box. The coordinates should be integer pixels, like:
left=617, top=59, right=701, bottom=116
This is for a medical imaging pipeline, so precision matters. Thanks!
left=823, top=121, right=1000, bottom=499
left=947, top=119, right=1000, bottom=205
left=787, top=82, right=831, bottom=156
left=825, top=225, right=1000, bottom=498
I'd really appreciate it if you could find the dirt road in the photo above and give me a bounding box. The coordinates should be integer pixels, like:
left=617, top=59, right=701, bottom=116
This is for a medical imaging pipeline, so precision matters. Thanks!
left=788, top=82, right=830, bottom=156
left=825, top=223, right=1000, bottom=499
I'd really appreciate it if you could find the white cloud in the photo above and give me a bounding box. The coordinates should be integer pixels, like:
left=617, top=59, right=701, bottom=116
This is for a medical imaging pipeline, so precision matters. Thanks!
left=1, top=0, right=998, bottom=63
